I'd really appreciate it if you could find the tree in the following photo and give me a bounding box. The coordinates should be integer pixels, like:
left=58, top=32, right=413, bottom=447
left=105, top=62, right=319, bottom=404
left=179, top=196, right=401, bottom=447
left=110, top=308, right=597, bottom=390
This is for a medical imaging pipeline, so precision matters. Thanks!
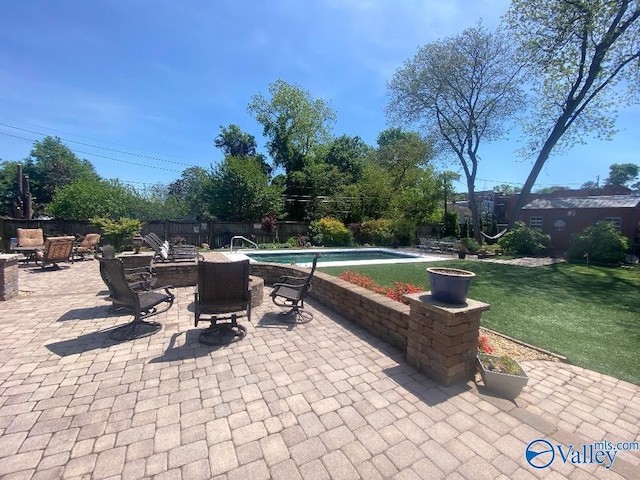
left=492, top=184, right=522, bottom=195
left=386, top=23, right=525, bottom=242
left=581, top=180, right=600, bottom=189
left=604, top=163, right=639, bottom=186
left=214, top=124, right=271, bottom=176
left=506, top=0, right=640, bottom=224
left=24, top=136, right=99, bottom=208
left=247, top=79, right=336, bottom=175
left=47, top=179, right=139, bottom=220
left=207, top=156, right=284, bottom=222
left=376, top=128, right=433, bottom=189
left=248, top=80, right=337, bottom=219
left=168, top=167, right=213, bottom=220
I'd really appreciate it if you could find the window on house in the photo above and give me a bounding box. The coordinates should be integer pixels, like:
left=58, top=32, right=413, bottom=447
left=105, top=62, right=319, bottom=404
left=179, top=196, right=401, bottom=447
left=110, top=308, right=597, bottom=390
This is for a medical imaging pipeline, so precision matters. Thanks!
left=604, top=217, right=621, bottom=231
left=530, top=216, right=543, bottom=229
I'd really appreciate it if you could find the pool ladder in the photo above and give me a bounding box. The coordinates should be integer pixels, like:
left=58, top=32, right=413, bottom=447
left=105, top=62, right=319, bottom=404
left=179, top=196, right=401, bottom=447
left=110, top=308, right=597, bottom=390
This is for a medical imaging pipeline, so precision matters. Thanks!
left=229, top=235, right=258, bottom=253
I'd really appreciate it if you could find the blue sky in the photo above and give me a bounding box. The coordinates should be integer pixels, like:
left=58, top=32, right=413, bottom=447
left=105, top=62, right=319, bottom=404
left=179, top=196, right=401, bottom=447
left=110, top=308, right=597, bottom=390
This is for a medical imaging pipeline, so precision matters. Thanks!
left=1, top=0, right=637, bottom=193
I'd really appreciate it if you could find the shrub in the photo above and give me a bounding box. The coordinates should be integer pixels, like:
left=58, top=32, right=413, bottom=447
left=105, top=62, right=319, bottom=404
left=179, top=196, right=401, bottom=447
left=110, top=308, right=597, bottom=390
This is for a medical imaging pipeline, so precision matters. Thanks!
left=358, top=219, right=394, bottom=245
left=567, top=221, right=629, bottom=264
left=498, top=221, right=551, bottom=255
left=309, top=217, right=353, bottom=246
left=457, top=236, right=481, bottom=253
left=91, top=217, right=142, bottom=252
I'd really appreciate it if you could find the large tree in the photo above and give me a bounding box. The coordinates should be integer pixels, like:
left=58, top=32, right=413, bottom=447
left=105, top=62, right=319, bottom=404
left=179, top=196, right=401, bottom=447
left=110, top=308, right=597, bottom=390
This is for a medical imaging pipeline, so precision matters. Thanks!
left=248, top=80, right=337, bottom=219
left=506, top=0, right=640, bottom=223
left=386, top=23, right=525, bottom=242
left=24, top=136, right=99, bottom=208
left=214, top=124, right=271, bottom=176
left=604, top=162, right=639, bottom=187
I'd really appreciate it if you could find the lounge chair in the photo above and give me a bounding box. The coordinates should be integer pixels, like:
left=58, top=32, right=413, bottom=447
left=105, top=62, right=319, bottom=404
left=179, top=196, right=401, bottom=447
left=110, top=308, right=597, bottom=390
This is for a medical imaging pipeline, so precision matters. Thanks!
left=194, top=259, right=251, bottom=345
left=270, top=253, right=319, bottom=323
left=74, top=233, right=101, bottom=260
left=35, top=236, right=75, bottom=269
left=144, top=232, right=203, bottom=262
left=97, top=256, right=174, bottom=341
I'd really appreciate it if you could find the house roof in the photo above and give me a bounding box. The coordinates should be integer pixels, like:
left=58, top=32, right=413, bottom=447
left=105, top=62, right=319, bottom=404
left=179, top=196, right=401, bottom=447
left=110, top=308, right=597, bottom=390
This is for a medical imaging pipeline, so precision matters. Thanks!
left=522, top=195, right=640, bottom=210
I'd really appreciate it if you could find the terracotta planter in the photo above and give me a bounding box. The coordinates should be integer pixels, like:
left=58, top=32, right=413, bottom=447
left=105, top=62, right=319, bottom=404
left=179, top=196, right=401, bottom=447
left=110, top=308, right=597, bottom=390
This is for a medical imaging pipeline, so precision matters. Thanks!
left=427, top=267, right=475, bottom=304
left=477, top=353, right=529, bottom=400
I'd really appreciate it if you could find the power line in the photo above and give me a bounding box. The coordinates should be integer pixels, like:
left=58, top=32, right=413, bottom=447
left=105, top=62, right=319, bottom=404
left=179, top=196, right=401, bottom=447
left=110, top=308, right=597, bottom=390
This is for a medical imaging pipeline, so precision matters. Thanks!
left=0, top=122, right=202, bottom=167
left=0, top=131, right=183, bottom=173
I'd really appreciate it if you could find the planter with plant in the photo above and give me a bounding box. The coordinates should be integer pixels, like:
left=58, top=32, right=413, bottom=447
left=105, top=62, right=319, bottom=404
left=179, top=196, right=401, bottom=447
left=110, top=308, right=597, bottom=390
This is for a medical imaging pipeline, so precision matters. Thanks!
left=457, top=237, right=480, bottom=259
left=477, top=352, right=529, bottom=400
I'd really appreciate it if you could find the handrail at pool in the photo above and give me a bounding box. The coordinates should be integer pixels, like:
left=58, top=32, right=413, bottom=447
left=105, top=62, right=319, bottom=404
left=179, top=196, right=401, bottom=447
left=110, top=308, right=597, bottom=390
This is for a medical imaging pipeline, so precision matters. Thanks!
left=230, top=236, right=258, bottom=253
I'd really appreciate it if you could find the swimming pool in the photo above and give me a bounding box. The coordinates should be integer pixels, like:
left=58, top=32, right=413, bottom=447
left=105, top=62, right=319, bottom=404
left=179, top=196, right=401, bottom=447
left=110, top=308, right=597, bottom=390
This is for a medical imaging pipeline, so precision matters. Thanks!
left=229, top=248, right=445, bottom=267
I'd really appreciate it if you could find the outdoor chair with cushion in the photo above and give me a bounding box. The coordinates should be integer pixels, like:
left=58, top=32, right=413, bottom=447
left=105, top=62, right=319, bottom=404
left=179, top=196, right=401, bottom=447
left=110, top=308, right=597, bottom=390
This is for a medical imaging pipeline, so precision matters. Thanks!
left=194, top=259, right=251, bottom=345
left=16, top=228, right=45, bottom=247
left=98, top=256, right=174, bottom=341
left=74, top=233, right=101, bottom=260
left=35, top=236, right=75, bottom=269
left=144, top=232, right=203, bottom=262
left=270, top=253, right=319, bottom=323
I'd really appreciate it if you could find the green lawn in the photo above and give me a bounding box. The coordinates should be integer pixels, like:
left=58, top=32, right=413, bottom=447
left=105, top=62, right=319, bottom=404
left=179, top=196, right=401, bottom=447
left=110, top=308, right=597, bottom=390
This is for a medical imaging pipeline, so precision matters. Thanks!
left=321, top=260, right=640, bottom=386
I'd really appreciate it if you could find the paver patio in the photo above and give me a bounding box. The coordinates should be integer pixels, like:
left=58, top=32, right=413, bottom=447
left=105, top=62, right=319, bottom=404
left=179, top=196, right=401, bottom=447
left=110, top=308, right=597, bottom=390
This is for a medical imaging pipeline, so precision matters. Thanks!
left=0, top=258, right=638, bottom=479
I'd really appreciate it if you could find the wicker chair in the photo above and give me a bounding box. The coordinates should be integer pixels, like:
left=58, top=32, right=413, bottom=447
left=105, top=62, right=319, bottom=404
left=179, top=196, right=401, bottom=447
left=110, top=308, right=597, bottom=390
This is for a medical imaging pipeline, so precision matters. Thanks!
left=194, top=259, right=251, bottom=345
left=270, top=253, right=319, bottom=323
left=98, top=256, right=174, bottom=341
left=35, top=236, right=75, bottom=269
left=16, top=228, right=45, bottom=248
left=74, top=233, right=101, bottom=260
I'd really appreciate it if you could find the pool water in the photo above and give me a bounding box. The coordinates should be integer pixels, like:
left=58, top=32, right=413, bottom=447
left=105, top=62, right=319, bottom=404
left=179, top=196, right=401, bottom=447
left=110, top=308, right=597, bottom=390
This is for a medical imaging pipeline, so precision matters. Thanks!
left=236, top=248, right=443, bottom=268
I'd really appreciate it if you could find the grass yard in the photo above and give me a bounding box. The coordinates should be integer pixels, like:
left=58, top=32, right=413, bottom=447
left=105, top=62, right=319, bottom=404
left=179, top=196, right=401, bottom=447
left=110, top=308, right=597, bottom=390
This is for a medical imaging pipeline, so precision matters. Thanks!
left=321, top=260, right=640, bottom=386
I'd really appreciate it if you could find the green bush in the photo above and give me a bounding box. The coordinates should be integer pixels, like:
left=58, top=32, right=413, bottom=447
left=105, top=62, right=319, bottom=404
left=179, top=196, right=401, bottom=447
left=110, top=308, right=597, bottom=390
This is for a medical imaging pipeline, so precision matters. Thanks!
left=457, top=236, right=481, bottom=253
left=498, top=221, right=551, bottom=255
left=567, top=221, right=629, bottom=264
left=358, top=219, right=394, bottom=245
left=91, top=217, right=142, bottom=252
left=309, top=217, right=354, bottom=247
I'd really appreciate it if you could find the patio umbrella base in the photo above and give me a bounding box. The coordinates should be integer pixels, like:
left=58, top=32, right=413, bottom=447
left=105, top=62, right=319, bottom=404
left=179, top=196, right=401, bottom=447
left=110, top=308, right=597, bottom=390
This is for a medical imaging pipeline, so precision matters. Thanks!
left=198, top=324, right=247, bottom=345
left=109, top=320, right=162, bottom=342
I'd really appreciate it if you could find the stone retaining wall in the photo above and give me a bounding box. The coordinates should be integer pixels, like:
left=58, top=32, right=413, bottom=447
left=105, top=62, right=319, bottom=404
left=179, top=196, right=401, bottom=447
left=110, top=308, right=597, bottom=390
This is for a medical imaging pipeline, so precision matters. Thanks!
left=0, top=254, right=20, bottom=301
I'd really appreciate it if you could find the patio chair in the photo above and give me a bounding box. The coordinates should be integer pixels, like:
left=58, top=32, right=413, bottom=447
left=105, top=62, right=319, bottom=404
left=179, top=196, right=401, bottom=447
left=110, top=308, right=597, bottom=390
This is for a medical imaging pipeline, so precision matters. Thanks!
left=194, top=259, right=251, bottom=345
left=35, top=236, right=75, bottom=269
left=98, top=256, right=174, bottom=341
left=144, top=232, right=203, bottom=262
left=98, top=245, right=156, bottom=290
left=74, top=233, right=101, bottom=260
left=270, top=253, right=319, bottom=323
left=16, top=228, right=44, bottom=247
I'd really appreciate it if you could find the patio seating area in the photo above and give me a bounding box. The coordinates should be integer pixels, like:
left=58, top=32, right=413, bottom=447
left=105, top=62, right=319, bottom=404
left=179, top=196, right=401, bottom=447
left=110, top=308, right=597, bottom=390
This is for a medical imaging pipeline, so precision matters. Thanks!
left=0, top=259, right=638, bottom=479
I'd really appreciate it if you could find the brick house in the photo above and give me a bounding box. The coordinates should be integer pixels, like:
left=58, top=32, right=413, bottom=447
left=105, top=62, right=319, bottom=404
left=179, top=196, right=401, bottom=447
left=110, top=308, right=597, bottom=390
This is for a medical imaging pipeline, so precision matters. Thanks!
left=521, top=195, right=640, bottom=251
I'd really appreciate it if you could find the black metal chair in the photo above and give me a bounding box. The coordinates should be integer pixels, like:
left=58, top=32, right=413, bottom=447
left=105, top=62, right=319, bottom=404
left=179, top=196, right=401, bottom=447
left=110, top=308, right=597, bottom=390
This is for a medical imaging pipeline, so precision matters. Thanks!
left=194, top=259, right=251, bottom=345
left=270, top=254, right=319, bottom=323
left=98, top=256, right=174, bottom=341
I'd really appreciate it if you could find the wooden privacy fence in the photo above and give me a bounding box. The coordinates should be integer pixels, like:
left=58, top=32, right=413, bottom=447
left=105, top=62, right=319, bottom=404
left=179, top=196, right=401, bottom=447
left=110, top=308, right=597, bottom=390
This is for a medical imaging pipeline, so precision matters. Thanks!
left=0, top=218, right=310, bottom=252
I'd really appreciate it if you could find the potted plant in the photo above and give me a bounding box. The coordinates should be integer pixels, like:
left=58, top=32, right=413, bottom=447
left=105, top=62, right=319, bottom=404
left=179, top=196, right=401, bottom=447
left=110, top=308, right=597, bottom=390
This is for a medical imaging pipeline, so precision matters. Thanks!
left=426, top=267, right=476, bottom=304
left=457, top=237, right=480, bottom=259
left=477, top=352, right=529, bottom=400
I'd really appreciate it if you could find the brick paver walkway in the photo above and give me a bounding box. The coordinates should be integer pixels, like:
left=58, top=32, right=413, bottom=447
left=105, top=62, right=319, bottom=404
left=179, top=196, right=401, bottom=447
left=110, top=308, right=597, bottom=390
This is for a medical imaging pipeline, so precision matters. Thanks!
left=0, top=259, right=638, bottom=479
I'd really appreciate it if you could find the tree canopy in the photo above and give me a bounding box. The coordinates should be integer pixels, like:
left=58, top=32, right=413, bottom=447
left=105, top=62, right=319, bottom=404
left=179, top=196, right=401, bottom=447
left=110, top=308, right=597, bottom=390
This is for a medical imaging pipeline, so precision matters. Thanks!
left=386, top=22, right=525, bottom=241
left=506, top=0, right=640, bottom=223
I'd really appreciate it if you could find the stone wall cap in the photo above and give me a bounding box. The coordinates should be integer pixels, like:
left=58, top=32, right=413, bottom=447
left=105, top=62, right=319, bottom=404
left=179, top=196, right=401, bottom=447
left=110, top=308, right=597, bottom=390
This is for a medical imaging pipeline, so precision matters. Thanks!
left=404, top=292, right=490, bottom=315
left=0, top=254, right=22, bottom=261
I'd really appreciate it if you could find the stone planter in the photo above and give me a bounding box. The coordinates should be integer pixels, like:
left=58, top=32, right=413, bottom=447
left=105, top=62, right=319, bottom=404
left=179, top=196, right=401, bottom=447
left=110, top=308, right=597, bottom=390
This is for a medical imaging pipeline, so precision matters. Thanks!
left=477, top=353, right=529, bottom=400
left=427, top=267, right=475, bottom=304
